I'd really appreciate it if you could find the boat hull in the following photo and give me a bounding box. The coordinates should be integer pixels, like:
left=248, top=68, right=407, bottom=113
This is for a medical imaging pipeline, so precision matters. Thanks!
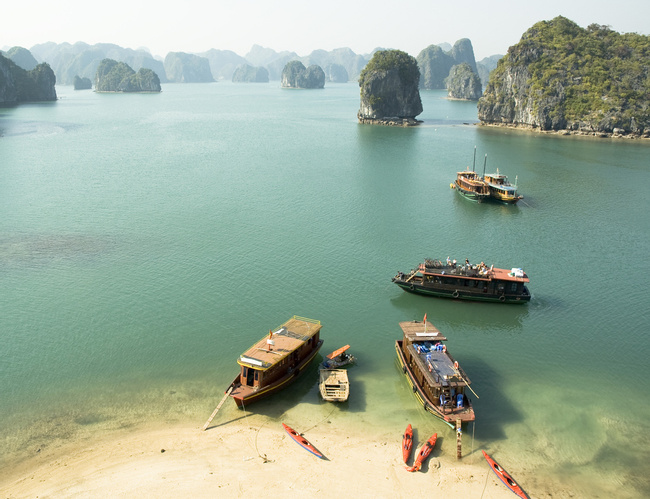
left=395, top=341, right=475, bottom=425
left=393, top=278, right=530, bottom=304
left=454, top=181, right=489, bottom=202
left=229, top=339, right=323, bottom=408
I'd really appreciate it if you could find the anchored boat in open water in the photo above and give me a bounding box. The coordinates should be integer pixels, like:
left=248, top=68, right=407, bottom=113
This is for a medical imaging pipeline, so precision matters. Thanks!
left=453, top=169, right=490, bottom=202
left=395, top=318, right=475, bottom=426
left=483, top=169, right=523, bottom=204
left=227, top=316, right=323, bottom=408
left=392, top=258, right=531, bottom=304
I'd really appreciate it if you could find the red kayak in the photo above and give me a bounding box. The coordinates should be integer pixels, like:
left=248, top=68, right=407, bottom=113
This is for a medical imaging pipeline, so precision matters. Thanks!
left=482, top=450, right=529, bottom=498
left=405, top=433, right=437, bottom=472
left=402, top=424, right=413, bottom=463
left=282, top=423, right=324, bottom=459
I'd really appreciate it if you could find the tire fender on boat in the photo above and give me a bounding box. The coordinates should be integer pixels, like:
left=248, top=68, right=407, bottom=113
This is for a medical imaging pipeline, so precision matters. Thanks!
left=499, top=295, right=506, bottom=302
left=452, top=290, right=459, bottom=299
left=410, top=284, right=415, bottom=291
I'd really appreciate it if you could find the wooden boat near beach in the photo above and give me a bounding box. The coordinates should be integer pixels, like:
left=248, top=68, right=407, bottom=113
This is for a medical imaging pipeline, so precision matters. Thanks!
left=395, top=319, right=475, bottom=426
left=482, top=450, right=529, bottom=498
left=392, top=258, right=531, bottom=304
left=319, top=368, right=350, bottom=402
left=227, top=316, right=323, bottom=408
left=321, top=344, right=355, bottom=369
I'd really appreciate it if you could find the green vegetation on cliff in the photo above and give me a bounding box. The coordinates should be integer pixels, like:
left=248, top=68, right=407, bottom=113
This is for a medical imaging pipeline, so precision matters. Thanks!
left=359, top=50, right=419, bottom=88
left=481, top=16, right=650, bottom=133
left=95, top=59, right=161, bottom=92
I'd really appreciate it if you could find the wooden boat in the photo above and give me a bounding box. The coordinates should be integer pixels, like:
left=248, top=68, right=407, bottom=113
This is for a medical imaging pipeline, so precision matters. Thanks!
left=282, top=423, right=325, bottom=459
left=227, top=316, right=323, bottom=408
left=482, top=450, right=529, bottom=498
left=392, top=258, right=531, bottom=304
left=318, top=368, right=349, bottom=402
left=402, top=424, right=413, bottom=464
left=395, top=319, right=475, bottom=426
left=406, top=433, right=437, bottom=472
left=321, top=344, right=355, bottom=369
left=483, top=169, right=523, bottom=204
left=452, top=168, right=490, bottom=202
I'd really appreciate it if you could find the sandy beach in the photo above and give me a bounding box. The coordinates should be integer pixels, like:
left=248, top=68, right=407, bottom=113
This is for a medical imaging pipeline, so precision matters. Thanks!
left=1, top=411, right=525, bottom=499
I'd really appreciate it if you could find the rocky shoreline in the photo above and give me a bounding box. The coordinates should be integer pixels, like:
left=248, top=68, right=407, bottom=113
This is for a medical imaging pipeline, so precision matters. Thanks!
left=357, top=115, right=422, bottom=127
left=478, top=122, right=650, bottom=139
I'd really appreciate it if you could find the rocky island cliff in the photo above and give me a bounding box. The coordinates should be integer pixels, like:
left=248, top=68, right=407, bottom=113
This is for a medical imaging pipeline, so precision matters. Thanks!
left=357, top=49, right=422, bottom=126
left=280, top=61, right=325, bottom=88
left=478, top=17, right=650, bottom=137
left=95, top=59, right=161, bottom=92
left=0, top=51, right=56, bottom=105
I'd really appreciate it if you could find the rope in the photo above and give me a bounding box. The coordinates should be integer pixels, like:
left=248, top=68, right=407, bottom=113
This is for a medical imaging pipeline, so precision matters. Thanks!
left=301, top=406, right=337, bottom=434
left=240, top=400, right=272, bottom=463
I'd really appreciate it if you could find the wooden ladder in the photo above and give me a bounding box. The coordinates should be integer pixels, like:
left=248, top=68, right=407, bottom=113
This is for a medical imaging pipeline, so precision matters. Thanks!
left=202, top=386, right=233, bottom=431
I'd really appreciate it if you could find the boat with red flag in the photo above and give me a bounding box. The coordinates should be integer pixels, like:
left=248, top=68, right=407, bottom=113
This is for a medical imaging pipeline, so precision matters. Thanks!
left=395, top=318, right=476, bottom=426
left=482, top=450, right=529, bottom=498
left=405, top=433, right=437, bottom=472
left=283, top=423, right=324, bottom=459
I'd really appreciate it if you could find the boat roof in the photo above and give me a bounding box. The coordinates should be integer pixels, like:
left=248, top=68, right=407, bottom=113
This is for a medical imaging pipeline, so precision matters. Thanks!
left=238, top=316, right=322, bottom=371
left=406, top=344, right=470, bottom=387
left=399, top=320, right=447, bottom=342
left=417, top=261, right=530, bottom=283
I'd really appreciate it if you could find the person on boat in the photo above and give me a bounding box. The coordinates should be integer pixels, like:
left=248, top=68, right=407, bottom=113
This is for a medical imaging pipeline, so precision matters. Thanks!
left=452, top=259, right=457, bottom=268
left=465, top=258, right=470, bottom=267
left=446, top=256, right=451, bottom=266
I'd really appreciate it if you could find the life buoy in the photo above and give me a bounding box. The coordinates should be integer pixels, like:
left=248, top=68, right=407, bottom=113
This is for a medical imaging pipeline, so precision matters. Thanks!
left=452, top=290, right=459, bottom=299
left=454, top=361, right=459, bottom=369
left=499, top=295, right=506, bottom=302
left=442, top=345, right=447, bottom=353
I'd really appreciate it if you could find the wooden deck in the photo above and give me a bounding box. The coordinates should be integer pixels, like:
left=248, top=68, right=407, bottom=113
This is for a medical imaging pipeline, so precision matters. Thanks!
left=238, top=316, right=322, bottom=371
left=319, top=369, right=349, bottom=402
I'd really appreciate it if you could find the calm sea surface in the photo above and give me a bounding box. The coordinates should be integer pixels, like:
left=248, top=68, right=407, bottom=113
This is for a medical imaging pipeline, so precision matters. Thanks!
left=1, top=82, right=649, bottom=496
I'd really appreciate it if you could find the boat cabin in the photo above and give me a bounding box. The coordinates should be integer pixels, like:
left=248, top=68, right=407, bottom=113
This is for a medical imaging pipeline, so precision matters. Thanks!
left=236, top=316, right=322, bottom=392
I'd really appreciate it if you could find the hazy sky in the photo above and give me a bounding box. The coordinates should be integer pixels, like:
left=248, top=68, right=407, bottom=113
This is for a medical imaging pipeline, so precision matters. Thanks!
left=4, top=1, right=649, bottom=60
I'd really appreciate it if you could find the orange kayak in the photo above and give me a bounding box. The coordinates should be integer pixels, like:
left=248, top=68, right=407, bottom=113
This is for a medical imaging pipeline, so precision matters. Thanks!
left=282, top=423, right=324, bottom=459
left=482, top=450, right=528, bottom=498
left=406, top=433, right=437, bottom=472
left=402, top=424, right=413, bottom=463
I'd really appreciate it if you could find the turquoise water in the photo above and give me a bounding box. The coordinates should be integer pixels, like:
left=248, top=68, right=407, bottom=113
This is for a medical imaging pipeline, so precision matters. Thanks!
left=1, top=82, right=649, bottom=497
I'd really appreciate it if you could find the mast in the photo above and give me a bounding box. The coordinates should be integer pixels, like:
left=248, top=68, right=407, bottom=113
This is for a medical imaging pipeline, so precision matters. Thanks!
left=472, top=146, right=476, bottom=172
left=483, top=154, right=487, bottom=177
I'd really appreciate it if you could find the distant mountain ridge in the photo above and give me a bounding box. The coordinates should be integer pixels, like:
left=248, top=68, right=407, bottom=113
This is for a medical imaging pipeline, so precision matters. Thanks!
left=14, top=41, right=500, bottom=86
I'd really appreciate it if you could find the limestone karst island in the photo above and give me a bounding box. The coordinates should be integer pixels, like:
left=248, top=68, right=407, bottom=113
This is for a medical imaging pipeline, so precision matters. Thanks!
left=1, top=15, right=648, bottom=137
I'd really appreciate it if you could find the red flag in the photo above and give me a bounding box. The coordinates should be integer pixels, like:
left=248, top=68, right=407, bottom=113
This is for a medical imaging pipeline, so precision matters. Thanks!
left=423, top=313, right=427, bottom=324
